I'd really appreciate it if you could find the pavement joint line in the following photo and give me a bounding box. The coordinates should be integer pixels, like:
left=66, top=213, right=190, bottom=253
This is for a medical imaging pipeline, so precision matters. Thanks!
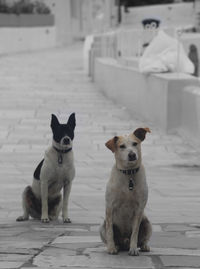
left=19, top=230, right=67, bottom=269
left=151, top=256, right=163, bottom=269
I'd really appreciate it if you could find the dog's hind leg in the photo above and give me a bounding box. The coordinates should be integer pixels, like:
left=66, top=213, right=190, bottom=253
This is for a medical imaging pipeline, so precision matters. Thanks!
left=17, top=186, right=42, bottom=221
left=16, top=186, right=32, bottom=221
left=48, top=195, right=62, bottom=221
left=113, top=224, right=129, bottom=251
left=137, top=215, right=152, bottom=252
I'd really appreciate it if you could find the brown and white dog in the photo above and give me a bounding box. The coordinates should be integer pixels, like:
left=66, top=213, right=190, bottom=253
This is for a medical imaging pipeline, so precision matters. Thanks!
left=100, top=127, right=152, bottom=256
left=16, top=113, right=76, bottom=223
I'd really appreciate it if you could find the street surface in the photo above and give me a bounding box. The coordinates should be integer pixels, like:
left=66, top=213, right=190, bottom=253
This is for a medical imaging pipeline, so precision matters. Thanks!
left=0, top=44, right=200, bottom=268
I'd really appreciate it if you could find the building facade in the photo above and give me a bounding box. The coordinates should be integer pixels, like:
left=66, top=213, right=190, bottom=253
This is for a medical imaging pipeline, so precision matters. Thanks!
left=4, top=0, right=116, bottom=45
left=43, top=0, right=116, bottom=44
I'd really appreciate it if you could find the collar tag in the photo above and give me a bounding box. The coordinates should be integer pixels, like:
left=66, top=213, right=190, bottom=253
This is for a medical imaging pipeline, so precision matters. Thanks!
left=53, top=146, right=72, bottom=166
left=58, top=154, right=63, bottom=166
left=129, top=178, right=134, bottom=191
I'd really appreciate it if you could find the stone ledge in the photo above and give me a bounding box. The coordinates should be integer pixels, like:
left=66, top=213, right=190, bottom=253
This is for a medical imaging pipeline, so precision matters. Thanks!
left=94, top=57, right=200, bottom=144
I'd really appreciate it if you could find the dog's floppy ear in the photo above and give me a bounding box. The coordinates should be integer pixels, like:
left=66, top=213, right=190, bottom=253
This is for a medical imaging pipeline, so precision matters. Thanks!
left=105, top=136, right=118, bottom=153
left=51, top=114, right=60, bottom=130
left=133, top=127, right=151, bottom=142
left=67, top=113, right=76, bottom=131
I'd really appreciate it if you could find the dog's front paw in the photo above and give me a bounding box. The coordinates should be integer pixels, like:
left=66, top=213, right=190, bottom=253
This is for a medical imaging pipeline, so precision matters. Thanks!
left=107, top=246, right=118, bottom=255
left=41, top=217, right=50, bottom=223
left=128, top=248, right=139, bottom=256
left=63, top=218, right=71, bottom=223
left=16, top=216, right=28, bottom=222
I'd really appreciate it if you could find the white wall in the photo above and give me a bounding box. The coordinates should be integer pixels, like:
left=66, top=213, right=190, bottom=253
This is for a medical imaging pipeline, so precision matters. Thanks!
left=71, top=0, right=117, bottom=40
left=181, top=33, right=200, bottom=54
left=94, top=57, right=200, bottom=140
left=5, top=0, right=72, bottom=45
left=43, top=0, right=72, bottom=45
left=181, top=86, right=200, bottom=145
left=181, top=33, right=200, bottom=77
left=0, top=27, right=56, bottom=54
left=122, top=3, right=194, bottom=28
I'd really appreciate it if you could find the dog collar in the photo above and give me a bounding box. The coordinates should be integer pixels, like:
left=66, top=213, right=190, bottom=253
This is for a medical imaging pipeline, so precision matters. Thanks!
left=53, top=146, right=72, bottom=154
left=119, top=167, right=140, bottom=175
left=53, top=146, right=72, bottom=165
left=119, top=167, right=140, bottom=191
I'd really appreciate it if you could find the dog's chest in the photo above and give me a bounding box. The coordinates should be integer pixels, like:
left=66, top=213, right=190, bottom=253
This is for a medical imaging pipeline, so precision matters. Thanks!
left=47, top=150, right=74, bottom=178
left=53, top=160, right=75, bottom=184
left=48, top=165, right=74, bottom=194
left=113, top=186, right=143, bottom=209
left=107, top=174, right=148, bottom=219
left=111, top=186, right=146, bottom=231
left=55, top=165, right=70, bottom=177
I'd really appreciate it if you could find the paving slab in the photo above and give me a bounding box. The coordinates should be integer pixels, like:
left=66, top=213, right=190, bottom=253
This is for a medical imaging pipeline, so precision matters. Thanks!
left=33, top=251, right=155, bottom=269
left=0, top=262, right=24, bottom=269
left=149, top=248, right=200, bottom=256
left=150, top=231, right=200, bottom=249
left=160, top=256, right=200, bottom=268
left=52, top=236, right=101, bottom=244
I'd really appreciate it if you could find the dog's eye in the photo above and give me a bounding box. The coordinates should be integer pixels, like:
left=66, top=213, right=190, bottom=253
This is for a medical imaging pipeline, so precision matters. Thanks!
left=119, top=144, right=126, bottom=149
left=132, top=142, right=138, bottom=147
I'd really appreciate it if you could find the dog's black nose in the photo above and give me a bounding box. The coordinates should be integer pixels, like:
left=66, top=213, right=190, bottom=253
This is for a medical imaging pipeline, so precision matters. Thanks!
left=128, top=152, right=136, bottom=161
left=63, top=138, right=70, bottom=145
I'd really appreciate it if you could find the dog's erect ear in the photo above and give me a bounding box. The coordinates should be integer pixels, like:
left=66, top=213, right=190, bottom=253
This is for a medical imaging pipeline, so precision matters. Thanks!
left=133, top=127, right=151, bottom=142
left=67, top=113, right=76, bottom=131
left=105, top=136, right=118, bottom=153
left=51, top=114, right=60, bottom=130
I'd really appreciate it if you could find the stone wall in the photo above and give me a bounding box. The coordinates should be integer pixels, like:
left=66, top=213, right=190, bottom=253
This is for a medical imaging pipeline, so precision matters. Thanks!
left=0, top=26, right=56, bottom=54
left=93, top=57, right=200, bottom=144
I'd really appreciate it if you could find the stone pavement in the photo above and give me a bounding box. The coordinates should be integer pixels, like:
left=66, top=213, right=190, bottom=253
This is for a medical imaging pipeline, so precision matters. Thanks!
left=0, top=43, right=200, bottom=269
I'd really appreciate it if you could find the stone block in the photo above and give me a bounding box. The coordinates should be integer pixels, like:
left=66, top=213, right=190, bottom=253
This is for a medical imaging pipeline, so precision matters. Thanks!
left=0, top=261, right=24, bottom=269
left=150, top=247, right=200, bottom=256
left=94, top=57, right=199, bottom=137
left=160, top=255, right=200, bottom=267
left=52, top=236, right=101, bottom=244
left=34, top=251, right=154, bottom=268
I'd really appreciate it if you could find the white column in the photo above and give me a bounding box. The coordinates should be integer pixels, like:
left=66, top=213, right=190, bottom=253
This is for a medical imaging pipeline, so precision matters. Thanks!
left=195, top=0, right=200, bottom=32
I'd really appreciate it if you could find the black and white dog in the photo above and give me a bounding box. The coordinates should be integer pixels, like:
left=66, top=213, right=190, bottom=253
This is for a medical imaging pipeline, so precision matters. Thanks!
left=16, top=113, right=76, bottom=223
